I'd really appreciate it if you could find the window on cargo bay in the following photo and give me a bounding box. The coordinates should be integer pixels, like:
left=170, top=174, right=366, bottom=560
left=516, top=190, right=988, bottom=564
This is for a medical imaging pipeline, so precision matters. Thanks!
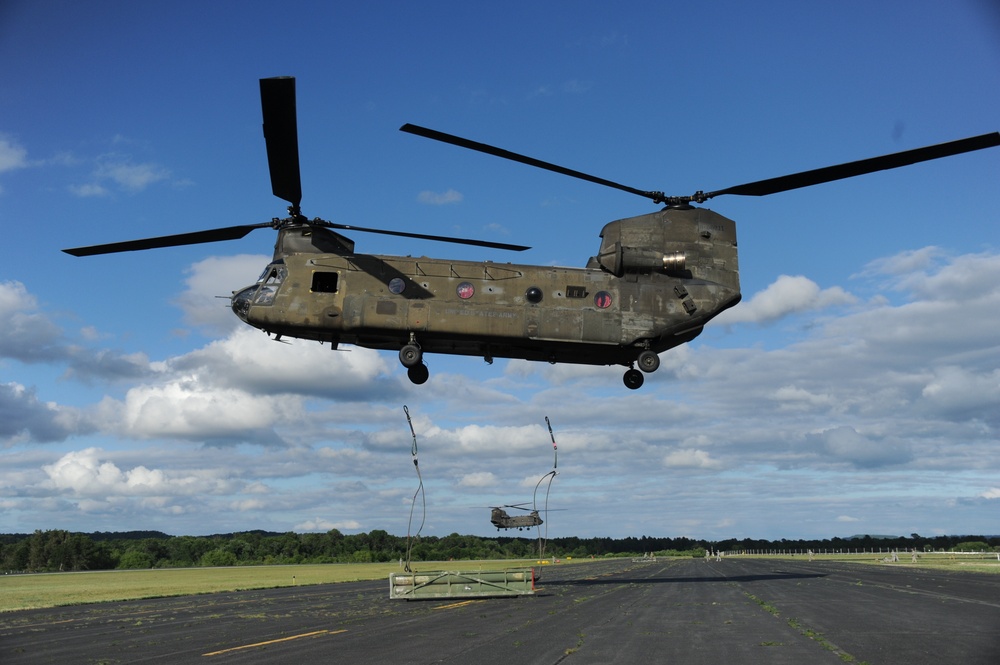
left=312, top=271, right=339, bottom=293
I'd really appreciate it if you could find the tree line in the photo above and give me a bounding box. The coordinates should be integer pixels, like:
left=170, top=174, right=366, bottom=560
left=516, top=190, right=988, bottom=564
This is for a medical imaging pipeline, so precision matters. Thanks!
left=1, top=529, right=997, bottom=573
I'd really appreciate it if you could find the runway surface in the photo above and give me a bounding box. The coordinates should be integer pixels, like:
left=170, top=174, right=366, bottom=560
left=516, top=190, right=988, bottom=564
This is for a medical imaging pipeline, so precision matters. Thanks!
left=2, top=557, right=998, bottom=664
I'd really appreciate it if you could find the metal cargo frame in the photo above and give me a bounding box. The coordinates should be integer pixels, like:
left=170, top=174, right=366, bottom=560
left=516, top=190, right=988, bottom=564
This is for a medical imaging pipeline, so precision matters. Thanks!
left=389, top=568, right=535, bottom=600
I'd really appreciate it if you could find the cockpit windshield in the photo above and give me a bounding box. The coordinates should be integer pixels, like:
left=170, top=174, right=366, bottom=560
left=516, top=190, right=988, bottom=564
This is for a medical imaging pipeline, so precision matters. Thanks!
left=231, top=262, right=287, bottom=321
left=253, top=264, right=287, bottom=306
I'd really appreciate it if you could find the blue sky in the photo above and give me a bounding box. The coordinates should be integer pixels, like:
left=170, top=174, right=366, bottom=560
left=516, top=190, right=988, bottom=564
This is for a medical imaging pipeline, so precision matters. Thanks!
left=1, top=0, right=999, bottom=540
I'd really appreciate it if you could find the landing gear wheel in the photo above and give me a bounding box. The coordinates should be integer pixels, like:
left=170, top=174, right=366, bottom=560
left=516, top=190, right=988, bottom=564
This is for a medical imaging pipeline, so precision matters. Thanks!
left=399, top=344, right=423, bottom=368
left=637, top=350, right=660, bottom=373
left=407, top=363, right=429, bottom=385
left=623, top=368, right=644, bottom=390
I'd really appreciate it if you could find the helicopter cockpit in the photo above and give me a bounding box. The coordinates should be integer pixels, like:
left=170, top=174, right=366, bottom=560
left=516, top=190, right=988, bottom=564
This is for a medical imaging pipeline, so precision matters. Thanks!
left=231, top=262, right=286, bottom=321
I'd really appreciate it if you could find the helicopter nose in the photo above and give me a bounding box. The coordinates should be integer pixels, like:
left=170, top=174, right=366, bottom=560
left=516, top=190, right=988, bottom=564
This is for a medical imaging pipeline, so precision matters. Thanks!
left=231, top=285, right=256, bottom=322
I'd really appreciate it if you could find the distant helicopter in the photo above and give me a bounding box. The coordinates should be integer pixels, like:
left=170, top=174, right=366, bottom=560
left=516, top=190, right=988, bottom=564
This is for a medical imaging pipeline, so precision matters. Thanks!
left=63, top=77, right=1000, bottom=389
left=491, top=417, right=560, bottom=533
left=490, top=504, right=543, bottom=531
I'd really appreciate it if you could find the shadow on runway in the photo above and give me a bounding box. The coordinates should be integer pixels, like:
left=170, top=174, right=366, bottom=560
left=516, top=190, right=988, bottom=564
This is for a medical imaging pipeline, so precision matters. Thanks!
left=546, top=571, right=827, bottom=586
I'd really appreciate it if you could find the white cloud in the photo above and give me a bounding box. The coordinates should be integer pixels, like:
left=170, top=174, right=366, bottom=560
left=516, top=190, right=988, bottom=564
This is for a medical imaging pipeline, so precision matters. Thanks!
left=716, top=274, right=856, bottom=325
left=0, top=136, right=28, bottom=173
left=112, top=378, right=295, bottom=443
left=417, top=189, right=463, bottom=205
left=458, top=471, right=498, bottom=487
left=175, top=254, right=269, bottom=334
left=42, top=447, right=233, bottom=497
left=70, top=153, right=171, bottom=196
left=562, top=79, right=592, bottom=94
left=94, top=155, right=170, bottom=191
left=0, top=281, right=65, bottom=362
left=772, top=385, right=838, bottom=411
left=295, top=517, right=362, bottom=532
left=663, top=449, right=723, bottom=469
left=860, top=246, right=940, bottom=278
left=816, top=426, right=913, bottom=469
left=68, top=183, right=109, bottom=197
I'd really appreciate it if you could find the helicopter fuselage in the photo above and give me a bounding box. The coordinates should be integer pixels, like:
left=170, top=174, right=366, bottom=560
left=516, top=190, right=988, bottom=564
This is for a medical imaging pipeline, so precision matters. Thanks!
left=230, top=205, right=741, bottom=385
left=490, top=507, right=543, bottom=530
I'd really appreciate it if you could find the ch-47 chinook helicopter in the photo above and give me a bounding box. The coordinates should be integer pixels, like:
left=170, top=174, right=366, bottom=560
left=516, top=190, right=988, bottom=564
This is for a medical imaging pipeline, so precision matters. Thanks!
left=63, top=77, right=1000, bottom=389
left=490, top=504, right=543, bottom=531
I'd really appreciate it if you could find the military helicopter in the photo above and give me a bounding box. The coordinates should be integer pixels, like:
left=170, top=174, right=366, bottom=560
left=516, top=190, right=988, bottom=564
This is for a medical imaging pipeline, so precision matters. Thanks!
left=490, top=416, right=560, bottom=533
left=490, top=504, right=543, bottom=531
left=63, top=77, right=1000, bottom=389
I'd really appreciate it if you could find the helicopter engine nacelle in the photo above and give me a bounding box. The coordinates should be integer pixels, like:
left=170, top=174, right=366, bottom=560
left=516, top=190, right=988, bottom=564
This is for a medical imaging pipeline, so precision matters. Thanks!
left=592, top=205, right=739, bottom=293
left=595, top=245, right=687, bottom=276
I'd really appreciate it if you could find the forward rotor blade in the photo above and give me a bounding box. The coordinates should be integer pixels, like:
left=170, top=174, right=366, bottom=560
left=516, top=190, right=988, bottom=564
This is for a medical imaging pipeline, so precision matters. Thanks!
left=705, top=132, right=1000, bottom=200
left=62, top=224, right=269, bottom=256
left=322, top=221, right=529, bottom=251
left=260, top=76, right=302, bottom=207
left=401, top=123, right=666, bottom=203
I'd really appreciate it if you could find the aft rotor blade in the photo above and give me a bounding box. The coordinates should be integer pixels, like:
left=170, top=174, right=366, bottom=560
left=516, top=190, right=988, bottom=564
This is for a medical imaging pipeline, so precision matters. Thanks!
left=260, top=76, right=303, bottom=207
left=62, top=223, right=269, bottom=256
left=322, top=221, right=530, bottom=251
left=705, top=132, right=1000, bottom=200
left=401, top=123, right=667, bottom=204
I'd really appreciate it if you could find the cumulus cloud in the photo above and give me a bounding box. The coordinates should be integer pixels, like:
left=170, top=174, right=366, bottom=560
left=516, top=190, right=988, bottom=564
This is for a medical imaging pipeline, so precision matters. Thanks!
left=663, top=448, right=723, bottom=469
left=458, top=471, right=498, bottom=487
left=716, top=274, right=856, bottom=325
left=0, top=382, right=83, bottom=445
left=860, top=247, right=941, bottom=279
left=0, top=280, right=153, bottom=383
left=0, top=281, right=66, bottom=363
left=920, top=366, right=1000, bottom=422
left=814, top=426, right=912, bottom=469
left=771, top=385, right=838, bottom=411
left=42, top=447, right=234, bottom=497
left=174, top=254, right=268, bottom=334
left=170, top=326, right=395, bottom=400
left=108, top=378, right=295, bottom=445
left=423, top=424, right=551, bottom=457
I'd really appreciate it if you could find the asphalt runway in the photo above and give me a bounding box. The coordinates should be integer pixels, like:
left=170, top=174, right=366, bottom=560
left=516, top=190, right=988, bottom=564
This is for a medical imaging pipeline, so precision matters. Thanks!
left=2, top=557, right=998, bottom=664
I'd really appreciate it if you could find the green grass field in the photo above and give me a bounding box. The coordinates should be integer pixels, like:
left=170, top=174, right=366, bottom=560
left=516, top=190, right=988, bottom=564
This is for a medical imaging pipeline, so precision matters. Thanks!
left=0, top=559, right=560, bottom=612
left=2, top=553, right=996, bottom=613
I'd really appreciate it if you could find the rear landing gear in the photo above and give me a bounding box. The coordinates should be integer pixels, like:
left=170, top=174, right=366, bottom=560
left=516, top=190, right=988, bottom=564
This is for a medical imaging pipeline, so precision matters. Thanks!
left=623, top=368, right=644, bottom=390
left=407, top=363, right=429, bottom=385
left=623, top=349, right=659, bottom=389
left=400, top=336, right=429, bottom=384
left=399, top=343, right=422, bottom=368
left=637, top=350, right=660, bottom=373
